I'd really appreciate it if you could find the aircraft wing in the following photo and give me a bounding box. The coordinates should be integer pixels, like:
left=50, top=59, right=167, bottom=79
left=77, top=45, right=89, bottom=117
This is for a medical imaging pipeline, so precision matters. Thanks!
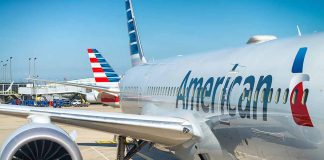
left=30, top=78, right=119, bottom=95
left=0, top=104, right=194, bottom=146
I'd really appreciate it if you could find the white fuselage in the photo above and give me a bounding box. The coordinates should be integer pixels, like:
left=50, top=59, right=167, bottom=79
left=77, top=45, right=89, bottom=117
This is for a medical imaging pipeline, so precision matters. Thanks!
left=85, top=82, right=120, bottom=106
left=119, top=33, right=324, bottom=160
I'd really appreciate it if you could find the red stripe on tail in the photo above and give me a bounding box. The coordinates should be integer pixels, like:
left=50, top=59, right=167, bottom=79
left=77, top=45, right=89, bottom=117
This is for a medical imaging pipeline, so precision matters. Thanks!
left=88, top=49, right=94, bottom=53
left=95, top=77, right=109, bottom=82
left=92, top=68, right=104, bottom=72
left=90, top=58, right=98, bottom=63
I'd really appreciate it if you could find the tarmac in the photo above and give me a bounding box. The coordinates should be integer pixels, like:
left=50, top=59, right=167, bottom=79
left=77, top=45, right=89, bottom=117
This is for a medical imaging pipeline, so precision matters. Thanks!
left=0, top=105, right=179, bottom=160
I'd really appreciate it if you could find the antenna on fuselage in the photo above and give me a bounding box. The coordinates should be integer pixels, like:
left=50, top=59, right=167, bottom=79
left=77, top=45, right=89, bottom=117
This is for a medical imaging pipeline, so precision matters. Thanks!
left=297, top=25, right=302, bottom=36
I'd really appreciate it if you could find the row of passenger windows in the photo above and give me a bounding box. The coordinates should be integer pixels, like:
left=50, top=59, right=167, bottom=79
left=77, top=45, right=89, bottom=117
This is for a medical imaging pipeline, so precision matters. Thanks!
left=243, top=88, right=309, bottom=105
left=123, top=86, right=309, bottom=105
left=124, top=86, right=180, bottom=97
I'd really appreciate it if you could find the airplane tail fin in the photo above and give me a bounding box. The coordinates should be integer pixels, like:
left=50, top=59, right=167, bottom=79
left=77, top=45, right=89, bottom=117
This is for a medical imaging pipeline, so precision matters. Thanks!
left=87, top=49, right=120, bottom=85
left=125, top=0, right=147, bottom=67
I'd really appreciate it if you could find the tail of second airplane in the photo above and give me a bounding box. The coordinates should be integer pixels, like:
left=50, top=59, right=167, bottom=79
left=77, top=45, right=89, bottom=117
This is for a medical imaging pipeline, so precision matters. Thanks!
left=87, top=49, right=120, bottom=86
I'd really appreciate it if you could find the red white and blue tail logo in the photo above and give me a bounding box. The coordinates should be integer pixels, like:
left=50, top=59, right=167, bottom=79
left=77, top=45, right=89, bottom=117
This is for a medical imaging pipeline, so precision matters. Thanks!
left=87, top=49, right=120, bottom=84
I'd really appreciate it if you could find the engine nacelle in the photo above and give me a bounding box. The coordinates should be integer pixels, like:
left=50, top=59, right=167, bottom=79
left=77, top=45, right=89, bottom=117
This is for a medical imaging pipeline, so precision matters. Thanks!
left=0, top=122, right=82, bottom=160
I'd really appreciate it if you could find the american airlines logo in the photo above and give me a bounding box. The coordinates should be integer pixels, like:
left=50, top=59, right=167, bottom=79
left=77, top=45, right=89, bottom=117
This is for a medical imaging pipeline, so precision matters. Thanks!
left=290, top=47, right=313, bottom=127
left=176, top=47, right=313, bottom=127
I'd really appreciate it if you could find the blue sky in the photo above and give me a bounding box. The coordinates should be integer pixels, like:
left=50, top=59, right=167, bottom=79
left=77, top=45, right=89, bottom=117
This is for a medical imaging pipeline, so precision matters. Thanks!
left=0, top=0, right=323, bottom=82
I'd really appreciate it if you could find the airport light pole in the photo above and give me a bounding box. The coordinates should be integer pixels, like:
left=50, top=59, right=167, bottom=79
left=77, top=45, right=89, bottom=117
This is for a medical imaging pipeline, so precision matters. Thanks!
left=4, top=64, right=7, bottom=82
left=28, top=58, right=31, bottom=80
left=0, top=61, right=2, bottom=82
left=2, top=64, right=4, bottom=82
left=9, top=57, right=12, bottom=82
left=33, top=57, right=37, bottom=100
left=33, top=57, right=37, bottom=78
left=6, top=60, right=8, bottom=82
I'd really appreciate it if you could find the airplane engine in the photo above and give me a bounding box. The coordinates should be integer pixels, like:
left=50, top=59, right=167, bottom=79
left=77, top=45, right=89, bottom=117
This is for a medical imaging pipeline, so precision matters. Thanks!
left=0, top=122, right=82, bottom=160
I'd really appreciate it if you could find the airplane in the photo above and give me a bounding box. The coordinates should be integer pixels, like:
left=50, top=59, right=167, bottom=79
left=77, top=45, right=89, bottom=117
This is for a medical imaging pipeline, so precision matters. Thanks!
left=80, top=49, right=120, bottom=106
left=0, top=0, right=324, bottom=160
left=35, top=49, right=121, bottom=107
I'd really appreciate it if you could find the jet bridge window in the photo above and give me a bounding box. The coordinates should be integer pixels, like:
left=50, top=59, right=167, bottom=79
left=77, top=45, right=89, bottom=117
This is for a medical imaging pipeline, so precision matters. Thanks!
left=283, top=88, right=289, bottom=104
left=302, top=89, right=309, bottom=105
left=274, top=88, right=281, bottom=104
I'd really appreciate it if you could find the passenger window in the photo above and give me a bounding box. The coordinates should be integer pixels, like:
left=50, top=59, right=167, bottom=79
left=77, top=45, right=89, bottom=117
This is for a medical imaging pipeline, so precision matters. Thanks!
left=283, top=89, right=289, bottom=104
left=242, top=88, right=247, bottom=101
left=292, top=89, right=298, bottom=104
left=260, top=89, right=265, bottom=103
left=254, top=90, right=259, bottom=103
left=302, top=89, right=309, bottom=105
left=192, top=87, right=195, bottom=97
left=197, top=87, right=201, bottom=97
left=268, top=88, right=273, bottom=103
left=248, top=90, right=252, bottom=101
left=275, top=88, right=281, bottom=104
